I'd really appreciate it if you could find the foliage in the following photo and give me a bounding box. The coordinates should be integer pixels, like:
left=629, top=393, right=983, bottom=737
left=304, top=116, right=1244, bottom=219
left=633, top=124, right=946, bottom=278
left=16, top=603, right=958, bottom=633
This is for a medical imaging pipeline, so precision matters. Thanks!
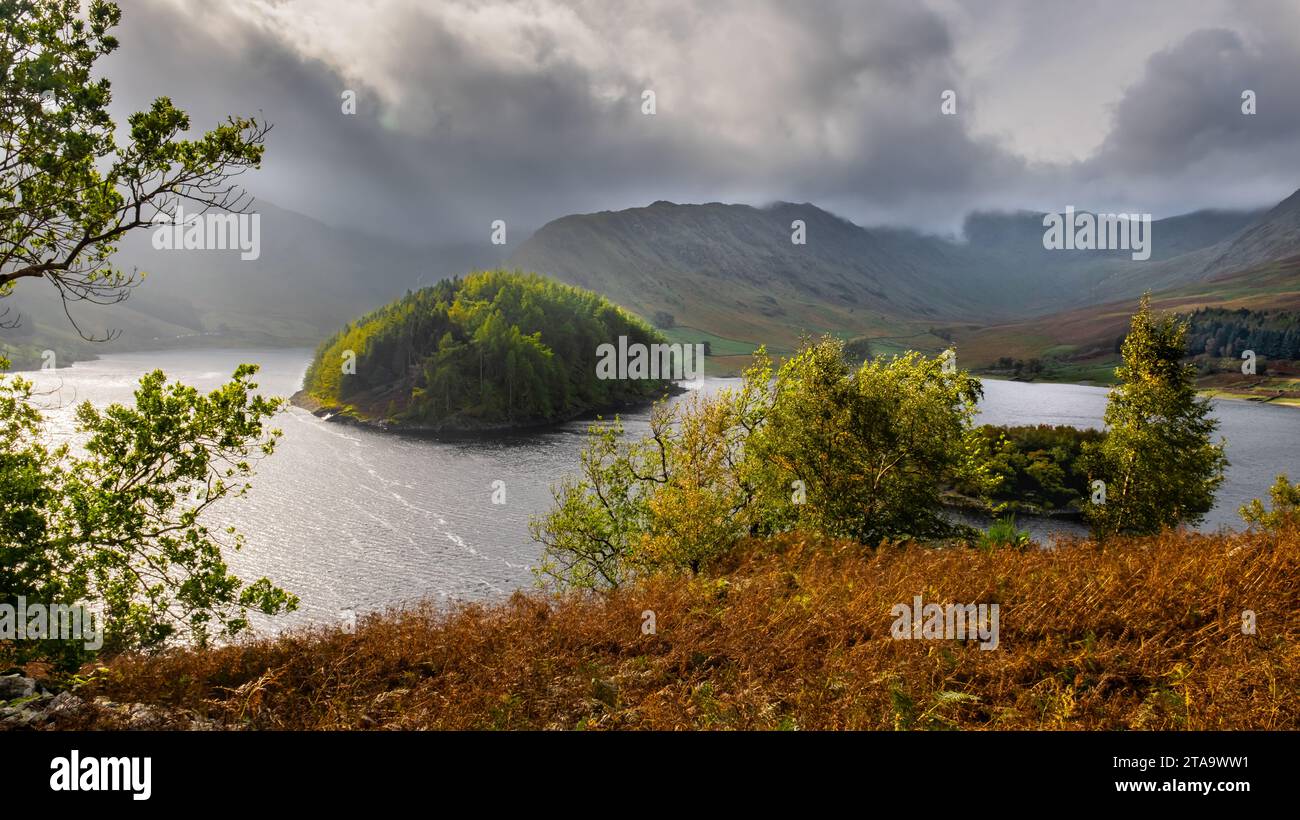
left=989, top=357, right=1046, bottom=379
left=303, top=270, right=672, bottom=428
left=1083, top=295, right=1228, bottom=537
left=0, top=365, right=297, bottom=664
left=533, top=337, right=990, bottom=588
left=1241, top=474, right=1300, bottom=531
left=1184, top=307, right=1300, bottom=360
left=0, top=0, right=268, bottom=331
left=0, top=1, right=291, bottom=667
left=747, top=341, right=988, bottom=544
left=842, top=337, right=873, bottom=362
left=531, top=360, right=768, bottom=587
left=0, top=366, right=62, bottom=613
left=960, top=424, right=1104, bottom=511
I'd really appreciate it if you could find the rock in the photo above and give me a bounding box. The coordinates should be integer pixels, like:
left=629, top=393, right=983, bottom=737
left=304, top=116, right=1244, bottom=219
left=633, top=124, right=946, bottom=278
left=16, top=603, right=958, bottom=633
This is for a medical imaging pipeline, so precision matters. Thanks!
left=0, top=675, right=35, bottom=700
left=125, top=703, right=168, bottom=729
left=90, top=696, right=221, bottom=731
left=0, top=708, right=32, bottom=729
left=44, top=690, right=83, bottom=719
left=0, top=692, right=51, bottom=729
left=0, top=684, right=227, bottom=731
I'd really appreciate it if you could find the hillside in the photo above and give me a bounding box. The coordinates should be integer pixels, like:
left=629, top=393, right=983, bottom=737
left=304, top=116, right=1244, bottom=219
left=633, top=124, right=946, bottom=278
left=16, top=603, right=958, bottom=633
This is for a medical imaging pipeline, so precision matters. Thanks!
left=1196, top=190, right=1300, bottom=277
left=296, top=270, right=674, bottom=431
left=506, top=199, right=1281, bottom=365
left=507, top=201, right=1015, bottom=358
left=955, top=255, right=1300, bottom=395
left=37, top=525, right=1300, bottom=730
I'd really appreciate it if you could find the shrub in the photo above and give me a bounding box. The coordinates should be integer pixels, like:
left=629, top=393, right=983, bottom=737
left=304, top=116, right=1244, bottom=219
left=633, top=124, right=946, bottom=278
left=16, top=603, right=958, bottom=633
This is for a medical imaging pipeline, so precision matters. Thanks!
left=977, top=515, right=1032, bottom=550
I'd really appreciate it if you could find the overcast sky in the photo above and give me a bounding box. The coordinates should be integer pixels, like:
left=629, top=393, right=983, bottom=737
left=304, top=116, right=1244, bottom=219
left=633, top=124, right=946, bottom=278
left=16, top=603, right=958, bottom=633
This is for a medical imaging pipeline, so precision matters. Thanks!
left=101, top=0, right=1300, bottom=241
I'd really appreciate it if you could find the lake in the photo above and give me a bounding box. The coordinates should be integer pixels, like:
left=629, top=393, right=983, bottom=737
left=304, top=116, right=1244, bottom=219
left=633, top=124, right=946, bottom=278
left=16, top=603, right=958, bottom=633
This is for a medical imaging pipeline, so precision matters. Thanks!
left=15, top=348, right=1298, bottom=631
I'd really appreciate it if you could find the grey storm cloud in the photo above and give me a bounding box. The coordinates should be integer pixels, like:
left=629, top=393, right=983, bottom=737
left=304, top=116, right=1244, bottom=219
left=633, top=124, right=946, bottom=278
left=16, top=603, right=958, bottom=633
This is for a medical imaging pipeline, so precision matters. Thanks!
left=1089, top=28, right=1300, bottom=173
left=96, top=0, right=1300, bottom=241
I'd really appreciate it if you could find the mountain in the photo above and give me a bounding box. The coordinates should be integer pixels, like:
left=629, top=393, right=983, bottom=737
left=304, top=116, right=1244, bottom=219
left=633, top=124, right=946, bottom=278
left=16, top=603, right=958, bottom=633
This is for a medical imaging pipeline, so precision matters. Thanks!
left=959, top=206, right=1269, bottom=315
left=0, top=202, right=512, bottom=369
left=1195, top=190, right=1300, bottom=277
left=963, top=207, right=1261, bottom=262
left=953, top=192, right=1300, bottom=375
left=506, top=197, right=1285, bottom=360
left=506, top=200, right=1017, bottom=357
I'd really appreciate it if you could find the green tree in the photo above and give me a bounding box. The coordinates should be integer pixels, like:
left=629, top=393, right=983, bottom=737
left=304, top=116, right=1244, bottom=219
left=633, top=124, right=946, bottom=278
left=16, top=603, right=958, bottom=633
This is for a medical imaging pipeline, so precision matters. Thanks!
left=1240, top=474, right=1300, bottom=531
left=0, top=368, right=61, bottom=608
left=0, top=1, right=290, bottom=665
left=747, top=339, right=989, bottom=544
left=0, top=0, right=268, bottom=330
left=0, top=365, right=297, bottom=662
left=531, top=360, right=768, bottom=589
left=1083, top=295, right=1227, bottom=537
left=531, top=338, right=993, bottom=589
left=303, top=270, right=669, bottom=429
left=530, top=416, right=651, bottom=589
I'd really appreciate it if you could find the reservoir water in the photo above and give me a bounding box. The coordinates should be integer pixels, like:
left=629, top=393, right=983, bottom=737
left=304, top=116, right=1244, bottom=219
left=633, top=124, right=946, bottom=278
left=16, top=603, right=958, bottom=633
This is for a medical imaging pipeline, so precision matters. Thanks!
left=16, top=348, right=1298, bottom=631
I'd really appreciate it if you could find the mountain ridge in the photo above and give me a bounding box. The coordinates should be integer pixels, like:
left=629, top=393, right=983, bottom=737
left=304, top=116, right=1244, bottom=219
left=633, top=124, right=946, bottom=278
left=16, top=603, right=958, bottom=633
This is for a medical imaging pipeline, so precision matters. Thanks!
left=507, top=193, right=1296, bottom=357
